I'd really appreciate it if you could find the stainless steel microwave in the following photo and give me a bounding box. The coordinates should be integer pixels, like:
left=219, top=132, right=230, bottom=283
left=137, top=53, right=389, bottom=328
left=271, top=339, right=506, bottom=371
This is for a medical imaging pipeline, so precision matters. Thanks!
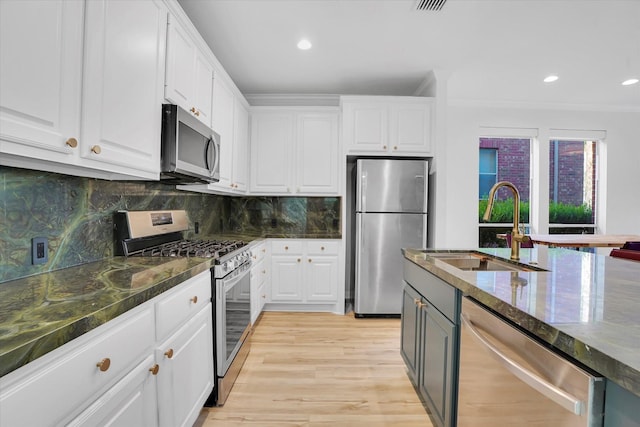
left=160, top=104, right=220, bottom=184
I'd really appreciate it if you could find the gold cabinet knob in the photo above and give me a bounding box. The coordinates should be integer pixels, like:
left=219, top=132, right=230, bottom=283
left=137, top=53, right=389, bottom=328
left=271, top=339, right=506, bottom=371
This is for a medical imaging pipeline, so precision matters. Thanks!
left=90, top=145, right=101, bottom=154
left=321, top=246, right=325, bottom=251
left=149, top=364, right=160, bottom=375
left=252, top=255, right=257, bottom=259
left=190, top=296, right=198, bottom=304
left=383, top=145, right=387, bottom=150
left=261, top=294, right=266, bottom=299
left=414, top=298, right=421, bottom=306
left=190, top=107, right=197, bottom=113
left=308, top=258, right=312, bottom=263
left=393, top=146, right=398, bottom=150
left=195, top=110, right=200, bottom=117
left=284, top=246, right=289, bottom=250
left=262, top=270, right=266, bottom=274
left=96, top=358, right=111, bottom=372
left=297, top=258, right=301, bottom=263
left=65, top=137, right=78, bottom=148
left=262, top=248, right=266, bottom=253
left=164, top=348, right=174, bottom=359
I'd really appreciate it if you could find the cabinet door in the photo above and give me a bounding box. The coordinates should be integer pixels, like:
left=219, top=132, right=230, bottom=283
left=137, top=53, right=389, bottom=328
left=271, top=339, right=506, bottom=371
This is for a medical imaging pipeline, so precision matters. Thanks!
left=165, top=16, right=195, bottom=111
left=80, top=0, right=166, bottom=178
left=305, top=255, right=338, bottom=302
left=297, top=113, right=339, bottom=194
left=157, top=304, right=214, bottom=427
left=194, top=54, right=213, bottom=127
left=232, top=100, right=249, bottom=191
left=390, top=102, right=432, bottom=154
left=67, top=355, right=158, bottom=427
left=212, top=76, right=235, bottom=187
left=400, top=284, right=421, bottom=385
left=270, top=255, right=303, bottom=301
left=419, top=303, right=456, bottom=427
left=0, top=0, right=83, bottom=162
left=343, top=103, right=387, bottom=153
left=250, top=113, right=294, bottom=194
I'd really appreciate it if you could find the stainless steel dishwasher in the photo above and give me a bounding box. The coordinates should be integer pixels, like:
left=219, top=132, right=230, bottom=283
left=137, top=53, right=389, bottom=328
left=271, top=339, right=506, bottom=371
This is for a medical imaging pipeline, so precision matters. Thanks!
left=457, top=297, right=605, bottom=427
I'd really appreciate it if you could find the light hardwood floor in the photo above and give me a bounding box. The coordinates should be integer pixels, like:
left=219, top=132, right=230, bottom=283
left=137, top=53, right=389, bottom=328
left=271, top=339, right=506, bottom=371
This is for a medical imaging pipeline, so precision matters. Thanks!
left=195, top=311, right=431, bottom=427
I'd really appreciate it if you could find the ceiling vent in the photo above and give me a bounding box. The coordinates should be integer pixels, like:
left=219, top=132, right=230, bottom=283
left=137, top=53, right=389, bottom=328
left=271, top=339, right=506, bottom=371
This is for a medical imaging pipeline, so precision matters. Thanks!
left=415, top=0, right=447, bottom=11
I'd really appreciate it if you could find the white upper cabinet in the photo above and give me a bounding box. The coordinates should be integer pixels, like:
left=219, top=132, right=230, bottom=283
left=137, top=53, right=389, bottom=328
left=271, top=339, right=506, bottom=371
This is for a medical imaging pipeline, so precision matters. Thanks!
left=165, top=14, right=213, bottom=127
left=0, top=0, right=167, bottom=180
left=297, top=113, right=339, bottom=194
left=211, top=75, right=236, bottom=188
left=342, top=96, right=434, bottom=156
left=0, top=0, right=83, bottom=164
left=250, top=111, right=294, bottom=194
left=80, top=0, right=167, bottom=177
left=250, top=108, right=339, bottom=196
left=232, top=99, right=250, bottom=192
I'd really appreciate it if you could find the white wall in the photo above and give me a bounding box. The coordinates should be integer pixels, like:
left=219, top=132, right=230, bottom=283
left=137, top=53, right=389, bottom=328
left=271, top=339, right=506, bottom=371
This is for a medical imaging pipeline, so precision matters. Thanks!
left=434, top=104, right=640, bottom=248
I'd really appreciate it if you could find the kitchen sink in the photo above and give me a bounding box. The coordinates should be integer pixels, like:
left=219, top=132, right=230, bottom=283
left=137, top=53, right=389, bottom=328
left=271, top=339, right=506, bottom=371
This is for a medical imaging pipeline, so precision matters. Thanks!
left=422, top=251, right=547, bottom=272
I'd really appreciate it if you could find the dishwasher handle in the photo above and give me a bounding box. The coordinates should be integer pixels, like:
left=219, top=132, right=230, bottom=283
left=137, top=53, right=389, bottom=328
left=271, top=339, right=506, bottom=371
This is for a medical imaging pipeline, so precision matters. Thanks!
left=461, top=312, right=583, bottom=415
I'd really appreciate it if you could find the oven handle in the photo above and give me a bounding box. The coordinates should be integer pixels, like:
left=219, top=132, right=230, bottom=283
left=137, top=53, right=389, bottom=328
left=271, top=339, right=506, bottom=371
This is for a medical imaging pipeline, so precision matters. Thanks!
left=460, top=312, right=583, bottom=415
left=219, top=263, right=251, bottom=295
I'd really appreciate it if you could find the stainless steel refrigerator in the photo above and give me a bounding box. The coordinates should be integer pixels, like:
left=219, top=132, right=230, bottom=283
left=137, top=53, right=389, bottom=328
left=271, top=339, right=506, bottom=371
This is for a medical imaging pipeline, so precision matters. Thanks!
left=354, top=158, right=428, bottom=317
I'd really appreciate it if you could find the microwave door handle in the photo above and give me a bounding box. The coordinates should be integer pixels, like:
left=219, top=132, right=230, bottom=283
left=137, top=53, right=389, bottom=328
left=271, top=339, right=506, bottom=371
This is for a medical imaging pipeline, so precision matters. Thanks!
left=204, top=138, right=212, bottom=172
left=211, top=135, right=220, bottom=176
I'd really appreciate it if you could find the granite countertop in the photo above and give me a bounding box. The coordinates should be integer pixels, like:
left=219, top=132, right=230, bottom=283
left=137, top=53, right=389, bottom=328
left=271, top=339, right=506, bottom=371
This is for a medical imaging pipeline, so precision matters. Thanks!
left=403, top=247, right=640, bottom=397
left=0, top=257, right=214, bottom=378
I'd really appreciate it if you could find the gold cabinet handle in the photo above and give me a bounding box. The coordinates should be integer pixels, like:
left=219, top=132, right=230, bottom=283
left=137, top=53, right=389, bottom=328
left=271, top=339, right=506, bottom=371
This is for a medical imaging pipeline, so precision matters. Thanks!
left=190, top=296, right=198, bottom=304
left=96, top=358, right=111, bottom=372
left=65, top=137, right=78, bottom=148
left=149, top=364, right=160, bottom=375
left=90, top=145, right=101, bottom=154
left=164, top=348, right=174, bottom=359
left=190, top=107, right=197, bottom=114
left=195, top=110, right=200, bottom=117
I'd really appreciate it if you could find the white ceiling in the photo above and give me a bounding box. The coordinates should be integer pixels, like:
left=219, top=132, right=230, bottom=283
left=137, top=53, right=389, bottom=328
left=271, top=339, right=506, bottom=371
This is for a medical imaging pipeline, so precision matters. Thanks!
left=177, top=0, right=640, bottom=110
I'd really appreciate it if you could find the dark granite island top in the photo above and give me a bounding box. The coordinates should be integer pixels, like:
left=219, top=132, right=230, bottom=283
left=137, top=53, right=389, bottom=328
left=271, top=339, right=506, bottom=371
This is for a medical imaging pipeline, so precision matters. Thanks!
left=0, top=256, right=214, bottom=378
left=403, top=247, right=640, bottom=397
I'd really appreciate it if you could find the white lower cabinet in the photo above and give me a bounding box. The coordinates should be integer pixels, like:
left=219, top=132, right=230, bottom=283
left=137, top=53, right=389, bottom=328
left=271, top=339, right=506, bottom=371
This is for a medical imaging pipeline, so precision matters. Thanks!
left=0, top=271, right=213, bottom=427
left=68, top=354, right=159, bottom=427
left=267, top=239, right=341, bottom=311
left=156, top=305, right=214, bottom=427
left=250, top=241, right=269, bottom=324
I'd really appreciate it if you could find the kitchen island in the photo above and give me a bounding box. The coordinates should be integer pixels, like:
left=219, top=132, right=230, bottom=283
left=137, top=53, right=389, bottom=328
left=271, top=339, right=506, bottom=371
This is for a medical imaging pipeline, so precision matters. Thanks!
left=403, top=246, right=640, bottom=425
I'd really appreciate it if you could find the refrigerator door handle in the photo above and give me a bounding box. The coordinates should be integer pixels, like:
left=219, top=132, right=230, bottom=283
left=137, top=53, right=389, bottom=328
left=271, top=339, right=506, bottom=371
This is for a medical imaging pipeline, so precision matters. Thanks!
left=360, top=170, right=367, bottom=212
left=415, top=174, right=424, bottom=208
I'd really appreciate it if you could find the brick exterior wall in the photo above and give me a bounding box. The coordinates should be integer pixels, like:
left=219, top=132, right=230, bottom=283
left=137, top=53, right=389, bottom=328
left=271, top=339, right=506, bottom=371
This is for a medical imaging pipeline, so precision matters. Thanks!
left=479, top=138, right=530, bottom=201
left=549, top=140, right=595, bottom=208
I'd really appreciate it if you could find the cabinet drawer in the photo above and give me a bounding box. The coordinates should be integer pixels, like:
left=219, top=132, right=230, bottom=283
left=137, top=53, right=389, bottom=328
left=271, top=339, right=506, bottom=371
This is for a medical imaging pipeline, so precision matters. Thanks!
left=0, top=306, right=154, bottom=427
left=250, top=242, right=267, bottom=264
left=403, top=258, right=459, bottom=322
left=306, top=240, right=339, bottom=255
left=156, top=271, right=211, bottom=340
left=271, top=240, right=303, bottom=254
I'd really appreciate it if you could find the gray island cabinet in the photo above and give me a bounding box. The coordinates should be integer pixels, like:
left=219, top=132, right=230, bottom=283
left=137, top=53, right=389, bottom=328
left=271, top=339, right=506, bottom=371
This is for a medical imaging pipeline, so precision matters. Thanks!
left=401, top=258, right=461, bottom=427
left=401, top=248, right=640, bottom=427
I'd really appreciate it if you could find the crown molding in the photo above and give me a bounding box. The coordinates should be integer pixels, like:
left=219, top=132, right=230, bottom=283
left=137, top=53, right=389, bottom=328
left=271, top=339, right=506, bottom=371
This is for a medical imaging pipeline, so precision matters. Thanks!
left=245, top=94, right=341, bottom=107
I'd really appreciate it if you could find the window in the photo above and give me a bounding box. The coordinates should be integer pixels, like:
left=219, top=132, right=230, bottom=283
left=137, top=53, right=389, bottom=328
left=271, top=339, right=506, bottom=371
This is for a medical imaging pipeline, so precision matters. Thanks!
left=548, top=140, right=597, bottom=235
left=478, top=138, right=531, bottom=247
left=479, top=148, right=497, bottom=199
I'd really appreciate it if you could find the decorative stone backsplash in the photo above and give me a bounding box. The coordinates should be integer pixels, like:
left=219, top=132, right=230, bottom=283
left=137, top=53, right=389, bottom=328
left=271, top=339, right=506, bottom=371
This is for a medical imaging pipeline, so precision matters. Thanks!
left=0, top=167, right=340, bottom=283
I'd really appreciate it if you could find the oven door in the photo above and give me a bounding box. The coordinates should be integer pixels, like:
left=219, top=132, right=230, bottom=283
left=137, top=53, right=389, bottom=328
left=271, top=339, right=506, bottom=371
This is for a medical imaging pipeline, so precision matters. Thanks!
left=215, top=262, right=251, bottom=376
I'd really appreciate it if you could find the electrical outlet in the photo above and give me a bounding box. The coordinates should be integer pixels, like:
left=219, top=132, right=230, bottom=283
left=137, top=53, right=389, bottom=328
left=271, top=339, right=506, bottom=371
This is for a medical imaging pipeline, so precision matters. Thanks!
left=32, top=237, right=48, bottom=265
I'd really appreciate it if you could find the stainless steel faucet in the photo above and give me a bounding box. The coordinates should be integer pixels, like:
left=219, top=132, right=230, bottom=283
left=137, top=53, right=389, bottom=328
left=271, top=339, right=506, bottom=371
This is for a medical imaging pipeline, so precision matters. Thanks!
left=483, top=181, right=529, bottom=261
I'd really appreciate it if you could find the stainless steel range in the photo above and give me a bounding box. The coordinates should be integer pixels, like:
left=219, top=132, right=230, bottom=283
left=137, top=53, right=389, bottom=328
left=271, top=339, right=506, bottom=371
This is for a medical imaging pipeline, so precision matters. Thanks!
left=114, top=210, right=252, bottom=406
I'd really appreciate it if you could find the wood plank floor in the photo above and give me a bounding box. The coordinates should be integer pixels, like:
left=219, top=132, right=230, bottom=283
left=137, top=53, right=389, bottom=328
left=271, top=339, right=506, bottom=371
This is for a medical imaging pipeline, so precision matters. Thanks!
left=195, top=311, right=431, bottom=427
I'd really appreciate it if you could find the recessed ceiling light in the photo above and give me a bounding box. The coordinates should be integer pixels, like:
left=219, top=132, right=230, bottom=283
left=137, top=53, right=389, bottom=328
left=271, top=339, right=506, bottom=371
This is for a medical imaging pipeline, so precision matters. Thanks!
left=622, top=78, right=639, bottom=86
left=543, top=75, right=559, bottom=83
left=297, top=39, right=312, bottom=50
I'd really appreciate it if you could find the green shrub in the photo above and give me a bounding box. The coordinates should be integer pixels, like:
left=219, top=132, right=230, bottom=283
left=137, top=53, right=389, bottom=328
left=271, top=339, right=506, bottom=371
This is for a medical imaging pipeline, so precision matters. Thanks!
left=478, top=199, right=593, bottom=224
